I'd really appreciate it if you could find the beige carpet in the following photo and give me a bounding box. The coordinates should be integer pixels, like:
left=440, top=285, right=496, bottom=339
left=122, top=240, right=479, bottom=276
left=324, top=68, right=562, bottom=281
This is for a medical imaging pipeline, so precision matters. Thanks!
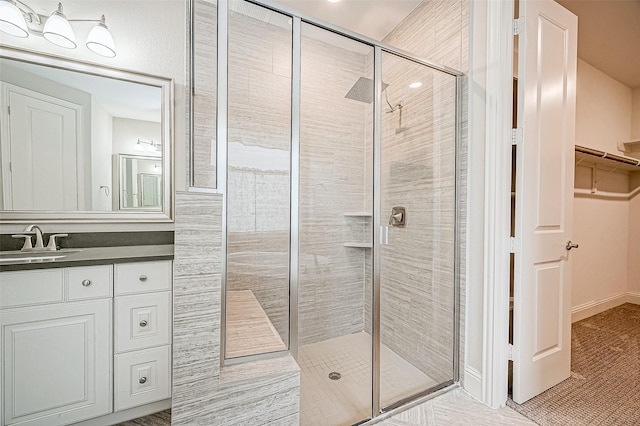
left=507, top=303, right=640, bottom=425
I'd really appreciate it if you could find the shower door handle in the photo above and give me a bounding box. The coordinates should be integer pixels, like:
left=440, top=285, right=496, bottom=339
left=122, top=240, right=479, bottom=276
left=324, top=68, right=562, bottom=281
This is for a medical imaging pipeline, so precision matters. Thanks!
left=380, top=226, right=389, bottom=245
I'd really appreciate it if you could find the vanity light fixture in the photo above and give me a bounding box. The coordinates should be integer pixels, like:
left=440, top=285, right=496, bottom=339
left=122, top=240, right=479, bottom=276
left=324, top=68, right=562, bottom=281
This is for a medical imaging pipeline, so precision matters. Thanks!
left=42, top=3, right=76, bottom=48
left=0, top=0, right=29, bottom=37
left=135, top=139, right=161, bottom=153
left=86, top=15, right=115, bottom=57
left=0, top=0, right=117, bottom=57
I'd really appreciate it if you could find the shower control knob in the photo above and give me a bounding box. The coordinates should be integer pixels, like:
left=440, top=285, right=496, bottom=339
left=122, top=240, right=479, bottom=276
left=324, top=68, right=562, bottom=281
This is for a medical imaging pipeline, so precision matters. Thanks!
left=566, top=241, right=579, bottom=251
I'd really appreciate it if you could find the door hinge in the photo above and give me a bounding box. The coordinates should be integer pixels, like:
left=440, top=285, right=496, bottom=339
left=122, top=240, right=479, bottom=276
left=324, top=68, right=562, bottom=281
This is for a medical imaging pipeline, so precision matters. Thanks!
left=7, top=106, right=10, bottom=115
left=508, top=344, right=519, bottom=361
left=509, top=237, right=521, bottom=254
left=512, top=128, right=523, bottom=146
left=513, top=18, right=524, bottom=36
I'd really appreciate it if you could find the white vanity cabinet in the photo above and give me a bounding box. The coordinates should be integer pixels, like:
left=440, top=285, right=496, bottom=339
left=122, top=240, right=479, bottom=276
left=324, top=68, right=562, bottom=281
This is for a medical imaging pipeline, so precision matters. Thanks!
left=1, top=266, right=112, bottom=426
left=113, top=261, right=172, bottom=411
left=0, top=260, right=173, bottom=426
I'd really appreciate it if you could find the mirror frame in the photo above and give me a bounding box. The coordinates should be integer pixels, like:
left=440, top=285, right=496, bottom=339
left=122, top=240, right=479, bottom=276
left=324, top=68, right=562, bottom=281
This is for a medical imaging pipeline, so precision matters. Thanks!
left=0, top=46, right=174, bottom=223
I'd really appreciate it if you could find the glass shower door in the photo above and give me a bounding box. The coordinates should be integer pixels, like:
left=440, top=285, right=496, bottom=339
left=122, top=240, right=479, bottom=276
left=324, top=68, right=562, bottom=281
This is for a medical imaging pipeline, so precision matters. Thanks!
left=297, top=22, right=375, bottom=426
left=377, top=51, right=458, bottom=409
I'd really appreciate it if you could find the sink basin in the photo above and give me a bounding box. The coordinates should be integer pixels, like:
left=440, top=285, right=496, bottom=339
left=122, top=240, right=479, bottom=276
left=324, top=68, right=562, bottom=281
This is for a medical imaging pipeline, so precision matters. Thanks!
left=0, top=249, right=82, bottom=263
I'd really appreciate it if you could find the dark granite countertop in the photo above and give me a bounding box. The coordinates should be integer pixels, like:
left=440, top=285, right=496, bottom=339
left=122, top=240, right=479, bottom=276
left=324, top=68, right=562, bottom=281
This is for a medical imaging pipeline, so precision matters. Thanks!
left=0, top=245, right=174, bottom=272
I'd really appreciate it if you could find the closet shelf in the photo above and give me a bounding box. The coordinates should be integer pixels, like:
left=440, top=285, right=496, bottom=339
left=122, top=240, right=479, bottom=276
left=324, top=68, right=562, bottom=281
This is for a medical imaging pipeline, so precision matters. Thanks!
left=575, top=145, right=640, bottom=172
left=574, top=187, right=640, bottom=200
left=617, top=139, right=640, bottom=155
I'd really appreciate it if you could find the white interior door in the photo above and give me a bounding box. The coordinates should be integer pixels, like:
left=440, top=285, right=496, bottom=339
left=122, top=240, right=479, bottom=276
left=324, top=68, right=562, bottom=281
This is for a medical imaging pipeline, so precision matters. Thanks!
left=512, top=0, right=577, bottom=404
left=2, top=84, right=83, bottom=210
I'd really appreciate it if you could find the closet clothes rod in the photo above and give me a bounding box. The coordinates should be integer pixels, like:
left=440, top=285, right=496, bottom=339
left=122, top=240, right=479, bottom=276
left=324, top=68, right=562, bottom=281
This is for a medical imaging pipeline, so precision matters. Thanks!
left=575, top=145, right=640, bottom=167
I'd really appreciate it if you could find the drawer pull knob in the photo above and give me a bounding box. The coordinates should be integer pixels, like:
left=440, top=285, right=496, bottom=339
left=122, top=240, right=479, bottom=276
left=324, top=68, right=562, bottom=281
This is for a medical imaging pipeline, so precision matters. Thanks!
left=139, top=377, right=147, bottom=384
left=139, top=275, right=148, bottom=282
left=140, top=320, right=148, bottom=327
left=82, top=279, right=92, bottom=287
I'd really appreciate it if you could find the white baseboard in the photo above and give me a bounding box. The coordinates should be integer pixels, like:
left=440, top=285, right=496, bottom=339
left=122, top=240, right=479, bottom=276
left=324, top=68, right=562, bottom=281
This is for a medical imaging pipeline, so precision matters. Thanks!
left=462, top=366, right=482, bottom=400
left=627, top=292, right=640, bottom=305
left=572, top=292, right=639, bottom=323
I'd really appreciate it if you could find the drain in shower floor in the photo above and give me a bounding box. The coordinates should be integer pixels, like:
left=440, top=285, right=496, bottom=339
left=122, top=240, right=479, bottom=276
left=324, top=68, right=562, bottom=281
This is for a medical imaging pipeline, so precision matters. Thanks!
left=328, top=372, right=342, bottom=380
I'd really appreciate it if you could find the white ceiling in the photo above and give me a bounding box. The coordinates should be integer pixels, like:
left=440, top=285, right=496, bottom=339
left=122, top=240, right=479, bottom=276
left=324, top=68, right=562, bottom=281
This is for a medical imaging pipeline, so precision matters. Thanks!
left=276, top=0, right=640, bottom=89
left=556, top=0, right=640, bottom=89
left=275, top=0, right=422, bottom=41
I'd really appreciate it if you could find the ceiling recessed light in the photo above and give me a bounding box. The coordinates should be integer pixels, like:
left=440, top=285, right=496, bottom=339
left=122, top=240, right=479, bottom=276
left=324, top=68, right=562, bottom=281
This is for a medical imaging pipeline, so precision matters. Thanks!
left=409, top=82, right=422, bottom=89
left=327, top=0, right=341, bottom=3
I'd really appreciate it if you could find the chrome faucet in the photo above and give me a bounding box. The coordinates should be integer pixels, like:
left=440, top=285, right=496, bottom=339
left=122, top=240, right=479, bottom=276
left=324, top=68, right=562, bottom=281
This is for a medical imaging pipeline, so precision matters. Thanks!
left=23, top=225, right=45, bottom=249
left=12, top=225, right=68, bottom=252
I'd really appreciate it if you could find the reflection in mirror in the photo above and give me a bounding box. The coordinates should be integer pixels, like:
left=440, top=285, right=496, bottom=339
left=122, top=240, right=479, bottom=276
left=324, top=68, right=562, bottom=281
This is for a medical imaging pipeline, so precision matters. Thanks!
left=116, top=154, right=162, bottom=210
left=0, top=48, right=172, bottom=220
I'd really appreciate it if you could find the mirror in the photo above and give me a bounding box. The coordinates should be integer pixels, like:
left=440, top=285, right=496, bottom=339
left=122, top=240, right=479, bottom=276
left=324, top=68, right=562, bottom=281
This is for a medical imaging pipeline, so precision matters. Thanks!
left=0, top=47, right=173, bottom=222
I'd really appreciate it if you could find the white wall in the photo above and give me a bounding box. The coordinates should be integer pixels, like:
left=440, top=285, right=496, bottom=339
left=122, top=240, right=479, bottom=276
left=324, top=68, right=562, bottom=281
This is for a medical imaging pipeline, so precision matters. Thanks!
left=629, top=194, right=640, bottom=295
left=575, top=59, right=632, bottom=153
left=632, top=88, right=640, bottom=140
left=572, top=198, right=629, bottom=308
left=1, top=0, right=186, bottom=232
left=112, top=117, right=162, bottom=158
left=91, top=99, right=113, bottom=211
left=572, top=59, right=636, bottom=314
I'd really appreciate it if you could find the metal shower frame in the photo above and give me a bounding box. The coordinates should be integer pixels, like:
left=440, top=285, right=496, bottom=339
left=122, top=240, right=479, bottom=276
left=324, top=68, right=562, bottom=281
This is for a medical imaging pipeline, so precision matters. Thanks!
left=188, top=0, right=464, bottom=421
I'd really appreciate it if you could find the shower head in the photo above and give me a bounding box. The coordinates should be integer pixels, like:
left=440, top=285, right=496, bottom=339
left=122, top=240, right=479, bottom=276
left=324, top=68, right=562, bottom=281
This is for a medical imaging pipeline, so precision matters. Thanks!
left=344, top=77, right=389, bottom=104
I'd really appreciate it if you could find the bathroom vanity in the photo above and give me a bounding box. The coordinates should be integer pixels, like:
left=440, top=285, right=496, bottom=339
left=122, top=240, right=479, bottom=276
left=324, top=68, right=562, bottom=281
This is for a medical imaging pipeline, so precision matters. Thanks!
left=0, top=7, right=177, bottom=425
left=0, top=247, right=173, bottom=426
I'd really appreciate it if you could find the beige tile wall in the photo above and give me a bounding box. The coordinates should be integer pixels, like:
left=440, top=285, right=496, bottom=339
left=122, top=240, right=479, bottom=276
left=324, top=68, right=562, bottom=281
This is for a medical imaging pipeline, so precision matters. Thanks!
left=172, top=191, right=300, bottom=425
left=225, top=8, right=293, bottom=346
left=298, top=27, right=374, bottom=345
left=191, top=0, right=218, bottom=188
left=374, top=0, right=469, bottom=385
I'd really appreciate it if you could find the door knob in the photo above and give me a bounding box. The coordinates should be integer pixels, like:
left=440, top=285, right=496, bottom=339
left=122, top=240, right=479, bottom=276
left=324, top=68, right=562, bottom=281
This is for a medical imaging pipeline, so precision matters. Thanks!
left=566, top=241, right=579, bottom=251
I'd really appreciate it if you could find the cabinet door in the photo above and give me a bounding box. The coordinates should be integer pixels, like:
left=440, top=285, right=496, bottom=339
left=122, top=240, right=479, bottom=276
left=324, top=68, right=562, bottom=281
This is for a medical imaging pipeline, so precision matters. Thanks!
left=2, top=300, right=111, bottom=426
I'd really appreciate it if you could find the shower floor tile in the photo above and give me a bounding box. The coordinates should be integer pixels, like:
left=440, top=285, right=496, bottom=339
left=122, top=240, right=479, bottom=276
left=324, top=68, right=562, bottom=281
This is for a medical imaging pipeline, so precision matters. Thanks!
left=299, top=332, right=439, bottom=426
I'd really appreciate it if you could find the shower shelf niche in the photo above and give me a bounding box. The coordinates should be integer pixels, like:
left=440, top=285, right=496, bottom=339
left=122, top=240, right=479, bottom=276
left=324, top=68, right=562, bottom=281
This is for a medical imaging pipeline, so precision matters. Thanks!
left=344, top=212, right=372, bottom=248
left=343, top=212, right=372, bottom=217
left=344, top=242, right=372, bottom=248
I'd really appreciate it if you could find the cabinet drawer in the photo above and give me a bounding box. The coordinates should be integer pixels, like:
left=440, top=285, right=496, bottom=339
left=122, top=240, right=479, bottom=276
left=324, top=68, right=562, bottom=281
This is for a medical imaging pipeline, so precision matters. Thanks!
left=114, top=261, right=172, bottom=295
left=114, top=346, right=171, bottom=411
left=115, top=292, right=171, bottom=353
left=0, top=269, right=64, bottom=308
left=67, top=265, right=112, bottom=301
